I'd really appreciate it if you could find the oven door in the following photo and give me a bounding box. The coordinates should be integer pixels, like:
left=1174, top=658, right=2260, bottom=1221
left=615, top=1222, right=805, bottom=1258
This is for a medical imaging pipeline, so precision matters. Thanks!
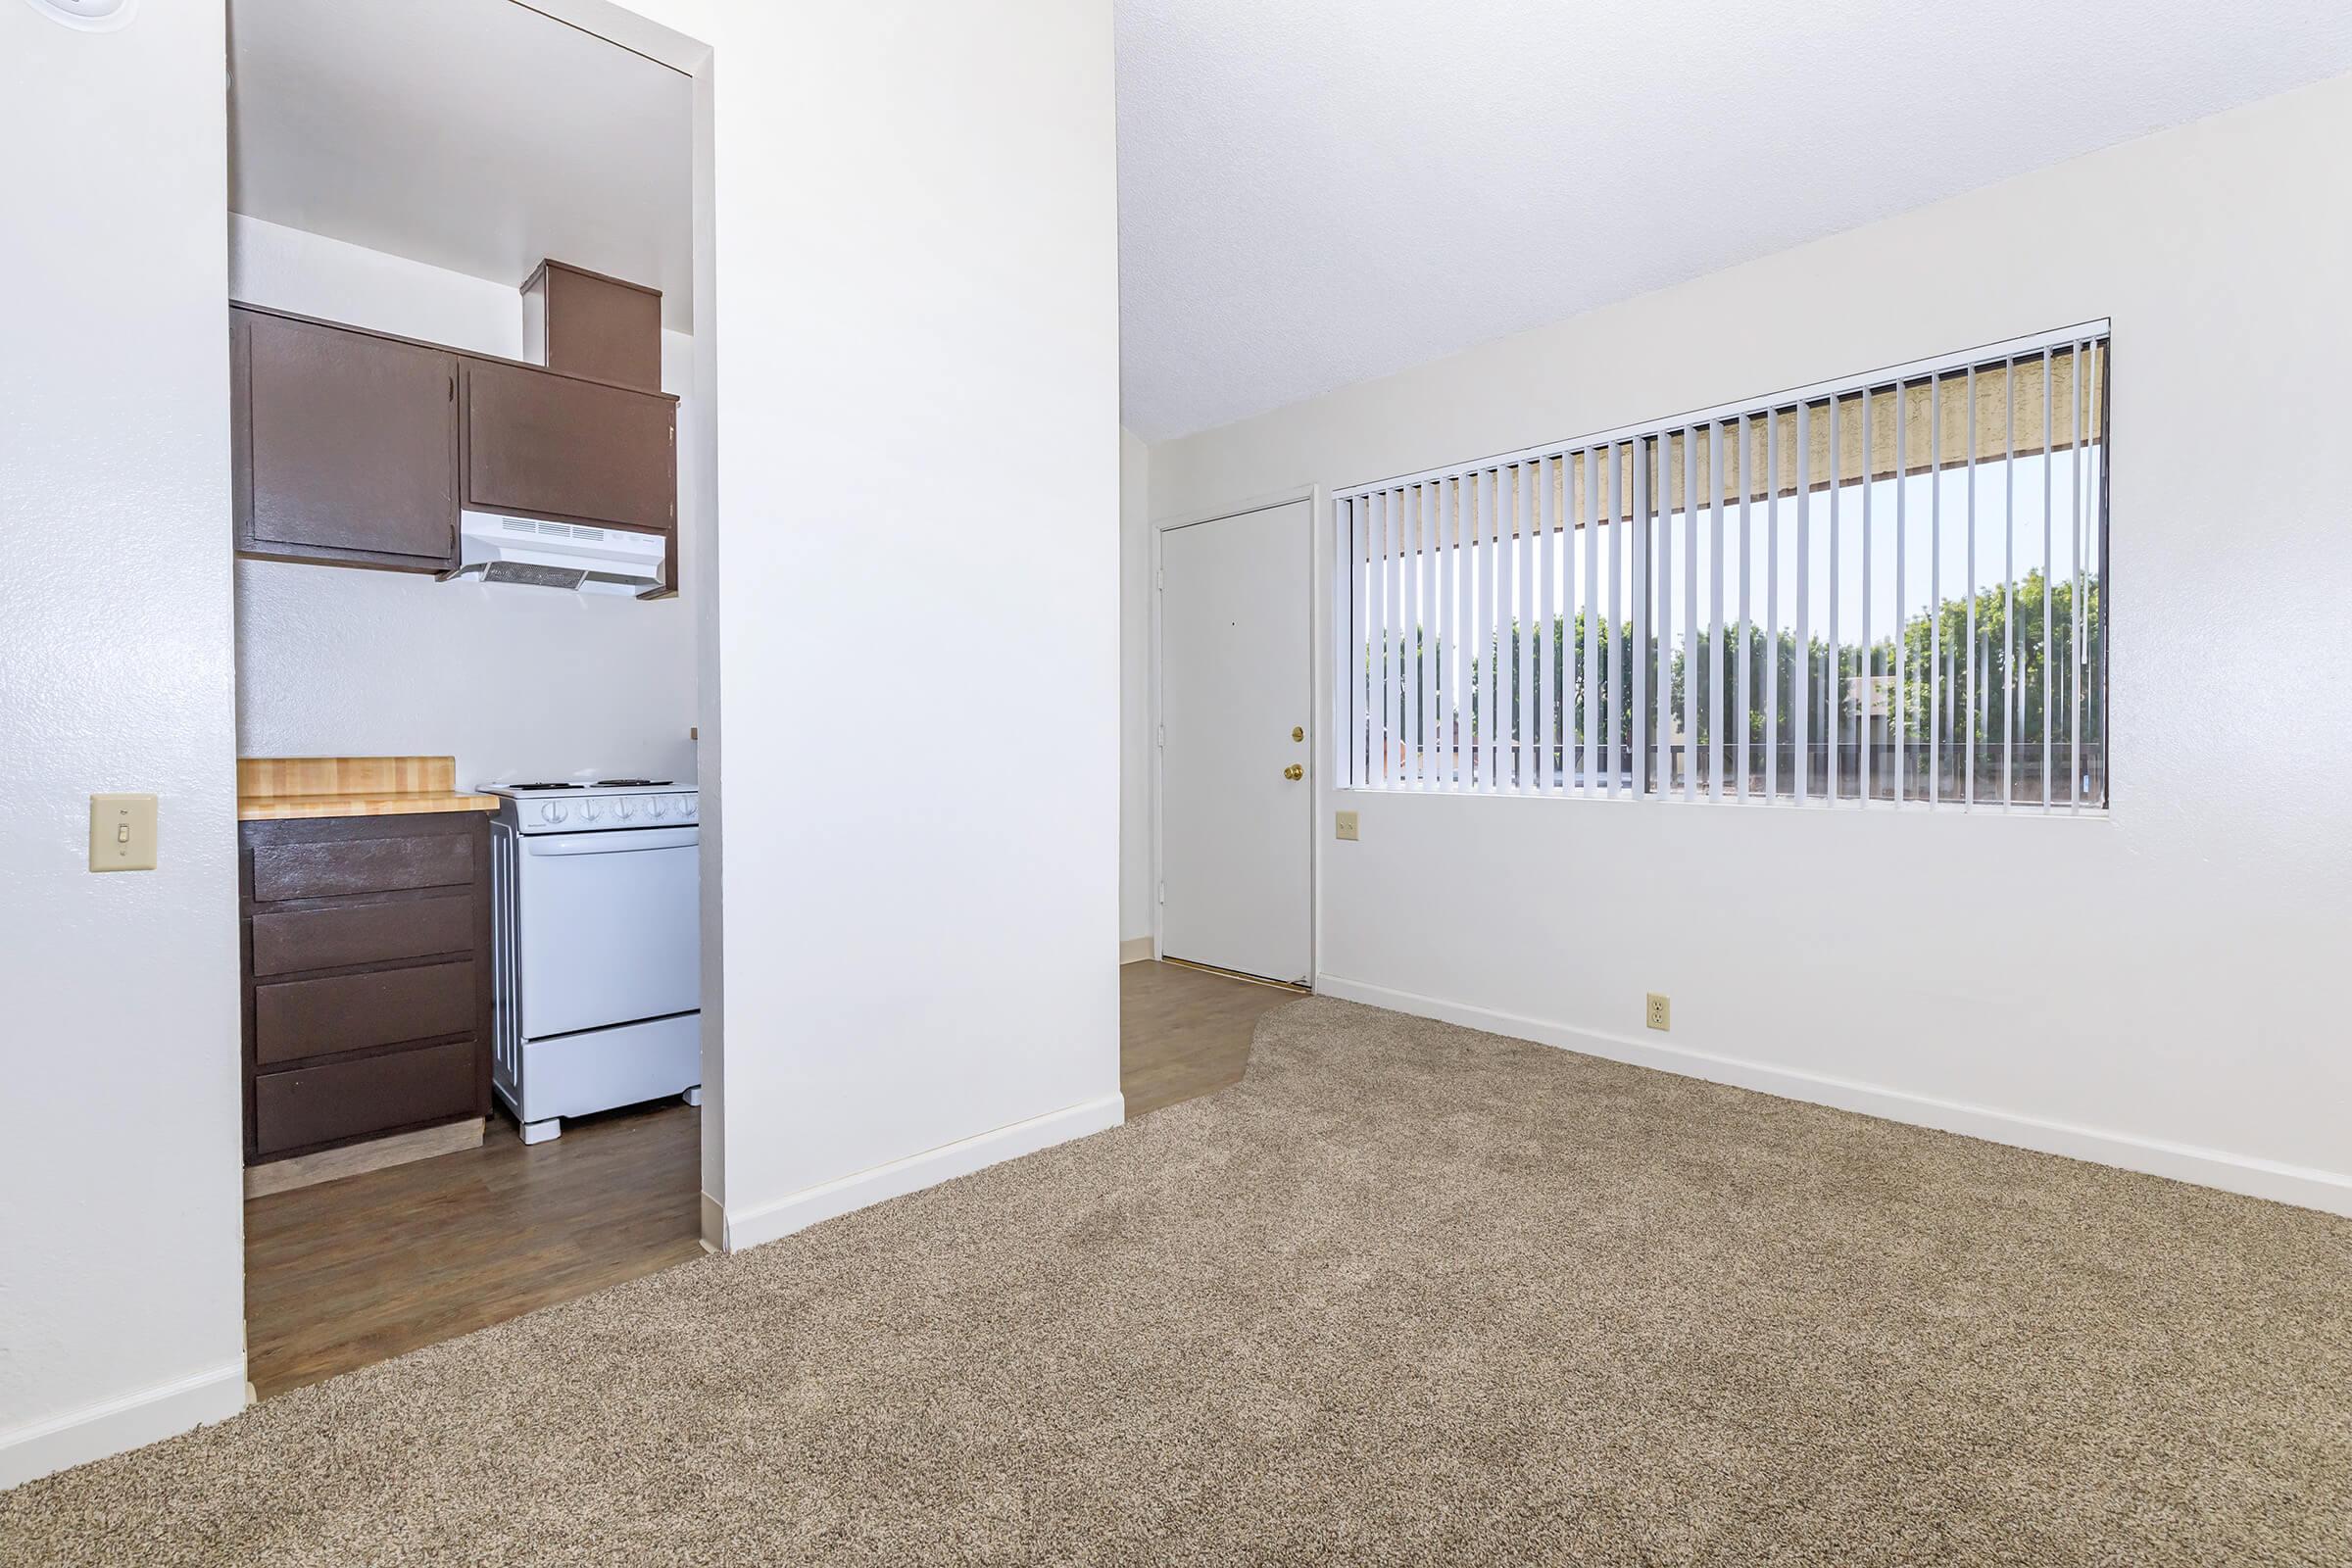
left=516, top=825, right=700, bottom=1040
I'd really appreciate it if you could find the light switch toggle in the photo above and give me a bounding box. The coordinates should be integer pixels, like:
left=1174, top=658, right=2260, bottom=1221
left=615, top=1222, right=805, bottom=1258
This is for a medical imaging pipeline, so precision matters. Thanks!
left=90, top=793, right=158, bottom=872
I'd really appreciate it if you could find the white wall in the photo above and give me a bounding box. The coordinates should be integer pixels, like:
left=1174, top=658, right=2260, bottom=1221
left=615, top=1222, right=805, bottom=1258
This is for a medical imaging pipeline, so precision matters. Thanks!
left=1150, top=74, right=2352, bottom=1213
left=0, top=0, right=247, bottom=1486
left=229, top=217, right=700, bottom=785
left=1119, top=426, right=1152, bottom=947
left=582, top=0, right=1125, bottom=1247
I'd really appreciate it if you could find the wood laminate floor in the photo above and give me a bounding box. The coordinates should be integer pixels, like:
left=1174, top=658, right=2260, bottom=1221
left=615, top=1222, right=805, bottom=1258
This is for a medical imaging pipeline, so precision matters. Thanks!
left=1118, top=957, right=1303, bottom=1118
left=244, top=960, right=1299, bottom=1398
left=244, top=1098, right=706, bottom=1399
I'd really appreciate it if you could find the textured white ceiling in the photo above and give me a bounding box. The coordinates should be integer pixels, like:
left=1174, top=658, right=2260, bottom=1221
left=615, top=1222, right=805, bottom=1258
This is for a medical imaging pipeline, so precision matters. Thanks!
left=1116, top=1, right=2352, bottom=440
left=228, top=0, right=692, bottom=328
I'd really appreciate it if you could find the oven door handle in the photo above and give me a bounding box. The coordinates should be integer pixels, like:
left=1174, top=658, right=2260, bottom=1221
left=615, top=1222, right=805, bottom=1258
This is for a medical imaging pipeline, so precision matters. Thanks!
left=524, top=826, right=700, bottom=857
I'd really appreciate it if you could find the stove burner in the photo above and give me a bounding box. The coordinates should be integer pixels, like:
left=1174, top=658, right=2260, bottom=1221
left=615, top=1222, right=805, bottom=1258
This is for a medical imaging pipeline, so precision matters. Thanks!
left=593, top=778, right=670, bottom=787
left=507, top=782, right=584, bottom=791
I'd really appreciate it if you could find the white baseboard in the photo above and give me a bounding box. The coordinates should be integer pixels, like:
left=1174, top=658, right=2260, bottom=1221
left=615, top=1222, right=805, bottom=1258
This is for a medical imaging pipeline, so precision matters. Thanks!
left=1314, top=974, right=2352, bottom=1219
left=1118, top=936, right=1154, bottom=964
left=699, top=1190, right=725, bottom=1253
left=0, top=1358, right=247, bottom=1492
left=716, top=1092, right=1127, bottom=1252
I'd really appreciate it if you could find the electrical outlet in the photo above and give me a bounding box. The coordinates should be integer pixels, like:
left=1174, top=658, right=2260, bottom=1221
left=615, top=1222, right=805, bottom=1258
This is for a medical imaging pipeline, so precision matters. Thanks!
left=1334, top=809, right=1359, bottom=841
left=1645, top=993, right=1671, bottom=1031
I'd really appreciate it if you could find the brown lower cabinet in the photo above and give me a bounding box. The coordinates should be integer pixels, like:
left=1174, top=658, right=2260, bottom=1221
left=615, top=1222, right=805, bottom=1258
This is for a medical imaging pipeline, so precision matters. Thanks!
left=241, top=813, right=493, bottom=1165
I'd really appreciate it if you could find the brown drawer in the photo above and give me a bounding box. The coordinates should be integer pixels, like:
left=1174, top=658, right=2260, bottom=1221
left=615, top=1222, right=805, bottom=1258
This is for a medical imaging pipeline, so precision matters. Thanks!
left=251, top=895, right=474, bottom=977
left=253, top=1040, right=477, bottom=1156
left=253, top=958, right=476, bottom=1067
left=251, top=832, right=474, bottom=903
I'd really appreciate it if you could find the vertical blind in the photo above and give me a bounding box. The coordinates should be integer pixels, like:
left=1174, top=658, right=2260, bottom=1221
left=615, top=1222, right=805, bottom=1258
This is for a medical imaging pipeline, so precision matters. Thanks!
left=1335, top=325, right=2109, bottom=809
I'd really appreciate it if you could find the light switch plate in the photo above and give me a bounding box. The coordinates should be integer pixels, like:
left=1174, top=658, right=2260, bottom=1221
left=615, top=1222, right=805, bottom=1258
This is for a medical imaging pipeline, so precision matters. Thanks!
left=89, top=793, right=158, bottom=871
left=1334, top=809, right=1359, bottom=842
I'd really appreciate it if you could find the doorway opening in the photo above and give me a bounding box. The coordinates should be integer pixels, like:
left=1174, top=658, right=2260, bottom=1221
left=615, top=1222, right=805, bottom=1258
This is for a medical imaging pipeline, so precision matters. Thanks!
left=224, top=0, right=719, bottom=1400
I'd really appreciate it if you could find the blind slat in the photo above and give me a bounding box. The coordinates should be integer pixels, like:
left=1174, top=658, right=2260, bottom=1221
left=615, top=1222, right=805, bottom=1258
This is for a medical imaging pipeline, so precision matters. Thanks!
left=1709, top=421, right=1727, bottom=804
left=1405, top=484, right=1422, bottom=787
left=1485, top=469, right=1503, bottom=793
left=1583, top=447, right=1600, bottom=796
left=1793, top=401, right=1811, bottom=807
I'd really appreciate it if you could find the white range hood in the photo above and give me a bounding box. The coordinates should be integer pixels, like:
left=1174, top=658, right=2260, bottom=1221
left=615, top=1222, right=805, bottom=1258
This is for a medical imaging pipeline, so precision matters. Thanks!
left=442, top=511, right=666, bottom=596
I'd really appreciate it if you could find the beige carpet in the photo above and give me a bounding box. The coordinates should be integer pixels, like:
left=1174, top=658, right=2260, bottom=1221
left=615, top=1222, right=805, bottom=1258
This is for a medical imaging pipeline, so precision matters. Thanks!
left=7, top=999, right=2349, bottom=1566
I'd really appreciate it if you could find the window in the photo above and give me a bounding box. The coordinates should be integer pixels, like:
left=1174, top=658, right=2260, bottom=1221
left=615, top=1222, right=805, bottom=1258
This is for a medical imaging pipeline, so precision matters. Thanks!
left=1334, top=325, right=2109, bottom=810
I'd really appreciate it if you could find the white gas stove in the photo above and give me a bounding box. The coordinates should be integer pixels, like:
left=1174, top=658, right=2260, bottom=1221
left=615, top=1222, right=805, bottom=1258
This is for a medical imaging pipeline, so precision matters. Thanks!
left=483, top=778, right=702, bottom=1142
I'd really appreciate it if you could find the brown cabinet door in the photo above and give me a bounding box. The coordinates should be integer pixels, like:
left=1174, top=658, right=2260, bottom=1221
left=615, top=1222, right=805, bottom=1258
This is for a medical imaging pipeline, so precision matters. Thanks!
left=536, top=261, right=662, bottom=392
left=464, top=359, right=674, bottom=533
left=236, top=310, right=459, bottom=566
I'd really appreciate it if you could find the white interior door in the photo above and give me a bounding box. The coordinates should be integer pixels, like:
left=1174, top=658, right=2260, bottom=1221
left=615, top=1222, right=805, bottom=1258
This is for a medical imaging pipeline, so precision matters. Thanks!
left=1158, top=500, right=1313, bottom=984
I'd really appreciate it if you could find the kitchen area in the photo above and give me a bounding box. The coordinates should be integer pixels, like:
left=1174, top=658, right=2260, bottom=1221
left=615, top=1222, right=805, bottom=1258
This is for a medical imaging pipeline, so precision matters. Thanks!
left=222, top=0, right=710, bottom=1395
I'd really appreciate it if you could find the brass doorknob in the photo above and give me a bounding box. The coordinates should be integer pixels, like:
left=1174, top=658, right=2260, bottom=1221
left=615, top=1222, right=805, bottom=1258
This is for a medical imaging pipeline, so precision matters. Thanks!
left=1292, top=726, right=1304, bottom=743
left=1284, top=763, right=1304, bottom=781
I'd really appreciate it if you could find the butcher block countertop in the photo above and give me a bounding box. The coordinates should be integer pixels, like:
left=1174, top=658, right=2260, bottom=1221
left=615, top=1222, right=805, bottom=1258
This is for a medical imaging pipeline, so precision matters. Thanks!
left=237, top=756, right=499, bottom=821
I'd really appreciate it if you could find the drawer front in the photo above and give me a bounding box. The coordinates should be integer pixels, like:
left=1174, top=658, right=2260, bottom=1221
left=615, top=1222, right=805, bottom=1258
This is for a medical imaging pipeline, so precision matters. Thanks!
left=254, top=958, right=477, bottom=1067
left=252, top=833, right=474, bottom=903
left=253, top=1040, right=478, bottom=1156
left=251, top=895, right=474, bottom=977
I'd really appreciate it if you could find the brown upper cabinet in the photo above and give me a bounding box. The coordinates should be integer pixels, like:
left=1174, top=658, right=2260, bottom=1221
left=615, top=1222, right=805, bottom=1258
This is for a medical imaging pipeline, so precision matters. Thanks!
left=524, top=260, right=662, bottom=392
left=232, top=309, right=460, bottom=571
left=230, top=302, right=678, bottom=575
left=462, top=359, right=675, bottom=534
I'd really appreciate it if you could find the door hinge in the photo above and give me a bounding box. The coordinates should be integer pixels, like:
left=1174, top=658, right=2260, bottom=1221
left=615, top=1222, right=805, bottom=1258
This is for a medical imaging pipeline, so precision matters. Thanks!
left=1155, top=567, right=1163, bottom=591
left=448, top=374, right=456, bottom=402
left=1156, top=724, right=1165, bottom=749
left=1156, top=882, right=1165, bottom=905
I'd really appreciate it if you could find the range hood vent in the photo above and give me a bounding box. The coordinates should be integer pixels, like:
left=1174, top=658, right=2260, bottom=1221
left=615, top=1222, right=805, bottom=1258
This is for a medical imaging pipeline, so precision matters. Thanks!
left=442, top=512, right=665, bottom=596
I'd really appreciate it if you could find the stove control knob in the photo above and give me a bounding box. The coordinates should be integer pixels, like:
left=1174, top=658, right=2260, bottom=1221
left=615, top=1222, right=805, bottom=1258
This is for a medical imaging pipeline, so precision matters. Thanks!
left=679, top=797, right=697, bottom=819
left=647, top=797, right=668, bottom=818
left=543, top=802, right=567, bottom=825
left=616, top=797, right=637, bottom=819
left=582, top=799, right=601, bottom=821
